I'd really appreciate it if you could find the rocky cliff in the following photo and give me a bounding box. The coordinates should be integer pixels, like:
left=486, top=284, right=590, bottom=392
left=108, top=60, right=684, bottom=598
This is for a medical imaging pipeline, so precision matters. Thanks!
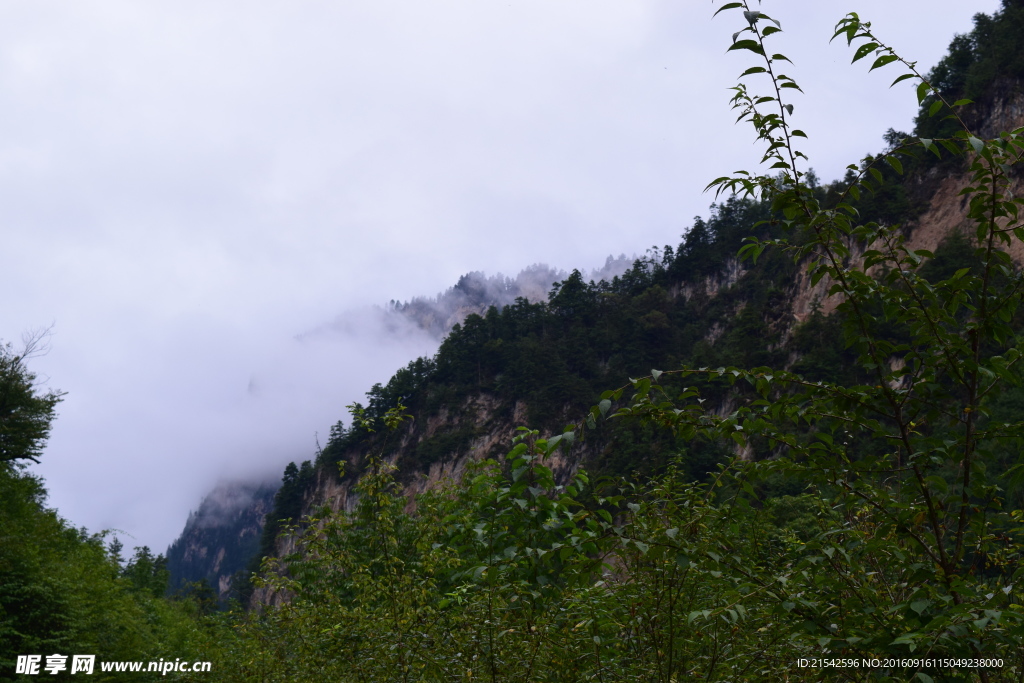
left=166, top=480, right=277, bottom=599
left=172, top=72, right=1024, bottom=610
left=251, top=82, right=1024, bottom=604
left=166, top=258, right=632, bottom=602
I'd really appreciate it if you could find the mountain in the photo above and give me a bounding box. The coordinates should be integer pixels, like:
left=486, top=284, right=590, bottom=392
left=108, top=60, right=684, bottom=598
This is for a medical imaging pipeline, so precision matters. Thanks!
left=165, top=480, right=277, bottom=599
left=245, top=85, right=1024, bottom=608
left=173, top=1, right=1024, bottom=610
left=390, top=257, right=634, bottom=338
left=166, top=258, right=633, bottom=599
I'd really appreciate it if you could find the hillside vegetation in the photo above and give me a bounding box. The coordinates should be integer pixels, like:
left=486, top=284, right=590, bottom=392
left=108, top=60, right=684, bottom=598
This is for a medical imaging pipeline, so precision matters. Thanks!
left=230, top=3, right=1024, bottom=680
left=5, top=1, right=1024, bottom=681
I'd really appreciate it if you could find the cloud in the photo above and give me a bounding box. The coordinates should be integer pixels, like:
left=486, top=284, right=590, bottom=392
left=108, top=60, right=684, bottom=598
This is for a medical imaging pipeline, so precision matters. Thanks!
left=0, top=0, right=1000, bottom=551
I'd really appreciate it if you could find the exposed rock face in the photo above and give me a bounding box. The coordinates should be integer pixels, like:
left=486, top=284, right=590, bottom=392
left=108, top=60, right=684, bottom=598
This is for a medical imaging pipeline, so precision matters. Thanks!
left=248, top=394, right=585, bottom=609
left=791, top=83, right=1024, bottom=324
left=193, top=84, right=1024, bottom=611
left=165, top=480, right=277, bottom=600
left=678, top=257, right=747, bottom=301
left=172, top=258, right=636, bottom=607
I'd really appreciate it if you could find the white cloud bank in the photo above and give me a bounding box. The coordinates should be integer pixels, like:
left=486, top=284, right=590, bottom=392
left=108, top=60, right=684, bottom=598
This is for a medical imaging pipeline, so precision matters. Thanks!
left=0, top=0, right=1000, bottom=550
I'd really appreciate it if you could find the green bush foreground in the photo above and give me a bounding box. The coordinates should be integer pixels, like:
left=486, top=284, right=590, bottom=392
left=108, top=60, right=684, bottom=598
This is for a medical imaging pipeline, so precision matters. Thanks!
left=7, top=2, right=1024, bottom=681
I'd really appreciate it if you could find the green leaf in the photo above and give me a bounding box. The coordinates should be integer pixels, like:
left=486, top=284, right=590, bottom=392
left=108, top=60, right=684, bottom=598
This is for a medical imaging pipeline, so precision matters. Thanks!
left=917, top=137, right=941, bottom=160
left=870, top=54, right=899, bottom=71
left=952, top=99, right=973, bottom=107
left=916, top=675, right=934, bottom=683
left=728, top=39, right=764, bottom=55
left=968, top=136, right=984, bottom=154
left=928, top=100, right=944, bottom=117
left=916, top=81, right=930, bottom=104
left=886, top=155, right=903, bottom=175
left=598, top=399, right=611, bottom=416
left=891, top=73, right=915, bottom=87
left=910, top=599, right=932, bottom=614
left=712, top=2, right=744, bottom=18
left=939, top=139, right=961, bottom=155
left=851, top=42, right=878, bottom=63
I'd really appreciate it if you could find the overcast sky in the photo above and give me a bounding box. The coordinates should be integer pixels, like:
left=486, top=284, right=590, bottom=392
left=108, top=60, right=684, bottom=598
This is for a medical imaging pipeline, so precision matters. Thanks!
left=0, top=0, right=1001, bottom=553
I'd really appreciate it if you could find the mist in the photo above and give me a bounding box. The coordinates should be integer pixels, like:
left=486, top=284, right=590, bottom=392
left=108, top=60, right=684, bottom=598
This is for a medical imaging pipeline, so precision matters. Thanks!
left=0, top=0, right=1000, bottom=551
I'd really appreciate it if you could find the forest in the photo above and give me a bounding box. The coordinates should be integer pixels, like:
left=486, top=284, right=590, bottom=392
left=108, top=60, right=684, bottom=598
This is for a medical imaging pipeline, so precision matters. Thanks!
left=5, top=1, right=1024, bottom=680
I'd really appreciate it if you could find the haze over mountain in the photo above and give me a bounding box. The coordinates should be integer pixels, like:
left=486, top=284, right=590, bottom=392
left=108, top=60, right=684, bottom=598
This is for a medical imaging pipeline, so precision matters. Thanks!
left=166, top=256, right=635, bottom=594
left=0, top=0, right=998, bottom=554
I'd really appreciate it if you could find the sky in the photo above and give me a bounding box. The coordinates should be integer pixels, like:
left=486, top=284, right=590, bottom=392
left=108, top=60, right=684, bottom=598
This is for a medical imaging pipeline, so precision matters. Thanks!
left=0, top=0, right=1002, bottom=553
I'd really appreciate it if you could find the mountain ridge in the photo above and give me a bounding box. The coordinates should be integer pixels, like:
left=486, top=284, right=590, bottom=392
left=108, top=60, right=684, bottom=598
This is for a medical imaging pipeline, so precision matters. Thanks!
left=166, top=256, right=634, bottom=598
left=246, top=78, right=1024, bottom=607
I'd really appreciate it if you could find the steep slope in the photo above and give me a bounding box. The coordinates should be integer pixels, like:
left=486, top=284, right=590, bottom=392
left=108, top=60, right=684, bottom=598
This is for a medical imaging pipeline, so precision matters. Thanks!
left=165, top=480, right=277, bottom=599
left=252, top=79, right=1024, bottom=608
left=166, top=259, right=632, bottom=599
left=202, top=2, right=1024, bottom=608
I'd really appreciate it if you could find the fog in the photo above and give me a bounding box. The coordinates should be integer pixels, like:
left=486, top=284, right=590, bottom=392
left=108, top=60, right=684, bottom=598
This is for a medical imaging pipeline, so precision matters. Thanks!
left=0, top=0, right=1000, bottom=551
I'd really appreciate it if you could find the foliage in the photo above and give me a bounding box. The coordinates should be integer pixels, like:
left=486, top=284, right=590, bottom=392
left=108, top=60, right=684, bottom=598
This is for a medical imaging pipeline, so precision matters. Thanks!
left=685, top=1, right=1024, bottom=676
left=212, top=2, right=1024, bottom=681
left=122, top=546, right=170, bottom=599
left=224, top=416, right=799, bottom=682
left=311, top=195, right=798, bottom=484
left=0, top=343, right=218, bottom=681
left=223, top=462, right=317, bottom=606
left=165, top=482, right=278, bottom=602
left=915, top=0, right=1024, bottom=138
left=14, top=0, right=1024, bottom=680
left=257, top=460, right=315, bottom=561
left=0, top=337, right=64, bottom=464
left=0, top=462, right=214, bottom=681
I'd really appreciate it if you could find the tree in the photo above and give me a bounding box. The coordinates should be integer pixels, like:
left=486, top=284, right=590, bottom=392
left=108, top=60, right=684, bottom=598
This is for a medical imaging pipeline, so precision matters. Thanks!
left=214, top=3, right=1024, bottom=680
left=122, top=545, right=171, bottom=599
left=601, top=2, right=1024, bottom=677
left=0, top=330, right=64, bottom=463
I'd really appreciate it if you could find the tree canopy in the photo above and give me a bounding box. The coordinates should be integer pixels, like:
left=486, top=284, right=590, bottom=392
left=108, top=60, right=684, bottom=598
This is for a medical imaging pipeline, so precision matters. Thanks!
left=0, top=338, right=63, bottom=464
